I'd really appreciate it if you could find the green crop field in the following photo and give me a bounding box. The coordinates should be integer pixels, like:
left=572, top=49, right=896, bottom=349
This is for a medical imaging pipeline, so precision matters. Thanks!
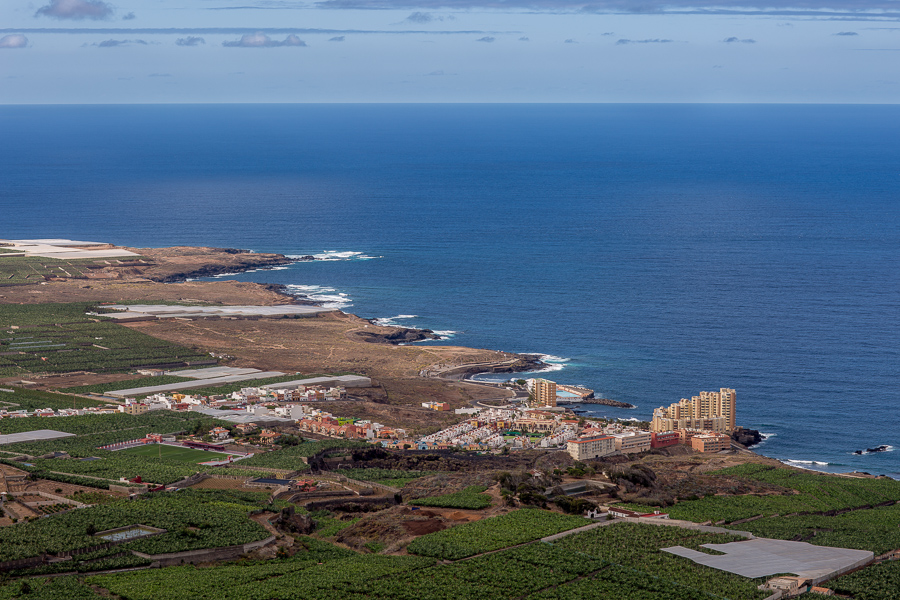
left=0, top=255, right=128, bottom=286
left=120, top=443, right=233, bottom=463
left=0, top=303, right=213, bottom=375
left=409, top=485, right=492, bottom=509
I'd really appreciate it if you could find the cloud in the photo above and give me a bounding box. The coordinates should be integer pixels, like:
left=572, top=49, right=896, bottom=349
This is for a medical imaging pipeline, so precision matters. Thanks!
left=94, top=39, right=148, bottom=47
left=405, top=11, right=433, bottom=23
left=148, top=73, right=171, bottom=77
left=601, top=32, right=615, bottom=36
left=0, top=34, right=28, bottom=49
left=35, top=0, right=113, bottom=20
left=426, top=69, right=444, bottom=75
left=616, top=38, right=674, bottom=45
left=122, top=12, right=135, bottom=20
left=476, top=36, right=495, bottom=42
left=835, top=31, right=859, bottom=35
left=176, top=36, right=205, bottom=46
left=316, top=0, right=900, bottom=18
left=518, top=36, right=529, bottom=41
left=329, top=35, right=345, bottom=41
left=564, top=38, right=577, bottom=43
left=723, top=36, right=756, bottom=43
left=1, top=27, right=497, bottom=36
left=223, top=33, right=307, bottom=47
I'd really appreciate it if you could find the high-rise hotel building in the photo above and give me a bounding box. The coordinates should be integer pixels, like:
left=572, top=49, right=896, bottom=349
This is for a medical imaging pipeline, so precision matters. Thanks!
left=651, top=388, right=736, bottom=433
left=530, top=379, right=557, bottom=408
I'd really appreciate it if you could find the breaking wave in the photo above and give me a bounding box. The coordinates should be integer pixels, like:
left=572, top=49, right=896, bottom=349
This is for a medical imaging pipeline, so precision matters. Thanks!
left=372, top=315, right=419, bottom=326
left=283, top=284, right=352, bottom=309
left=288, top=251, right=382, bottom=261
left=372, top=315, right=459, bottom=339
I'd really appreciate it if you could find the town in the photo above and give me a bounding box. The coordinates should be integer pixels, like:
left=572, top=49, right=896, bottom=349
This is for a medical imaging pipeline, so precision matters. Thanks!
left=2, top=375, right=743, bottom=460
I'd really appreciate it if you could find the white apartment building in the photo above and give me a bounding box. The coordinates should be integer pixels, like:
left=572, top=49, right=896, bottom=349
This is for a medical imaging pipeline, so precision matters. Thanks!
left=609, top=431, right=652, bottom=454
left=567, top=435, right=616, bottom=461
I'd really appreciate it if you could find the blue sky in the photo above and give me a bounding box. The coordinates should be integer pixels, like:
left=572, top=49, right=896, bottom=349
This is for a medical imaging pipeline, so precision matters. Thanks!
left=2, top=0, right=900, bottom=103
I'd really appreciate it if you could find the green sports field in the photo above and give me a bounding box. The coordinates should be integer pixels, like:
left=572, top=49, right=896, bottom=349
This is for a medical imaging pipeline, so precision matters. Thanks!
left=120, top=443, right=232, bottom=463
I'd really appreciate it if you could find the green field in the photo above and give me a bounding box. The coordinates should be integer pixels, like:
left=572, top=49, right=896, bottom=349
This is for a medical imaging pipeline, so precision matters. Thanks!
left=0, top=303, right=213, bottom=375
left=121, top=443, right=232, bottom=463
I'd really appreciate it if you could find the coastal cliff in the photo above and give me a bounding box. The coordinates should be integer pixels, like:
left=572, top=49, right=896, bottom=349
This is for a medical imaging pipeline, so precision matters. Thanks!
left=130, top=246, right=296, bottom=283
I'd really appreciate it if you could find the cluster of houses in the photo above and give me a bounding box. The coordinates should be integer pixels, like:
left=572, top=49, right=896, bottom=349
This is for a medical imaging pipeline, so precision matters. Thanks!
left=127, top=384, right=348, bottom=415
left=0, top=405, right=125, bottom=419
left=296, top=409, right=405, bottom=441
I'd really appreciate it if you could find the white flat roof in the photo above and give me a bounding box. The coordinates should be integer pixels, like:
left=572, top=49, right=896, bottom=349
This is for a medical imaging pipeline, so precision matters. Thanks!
left=102, top=304, right=332, bottom=319
left=0, top=239, right=139, bottom=259
left=663, top=538, right=873, bottom=580
left=262, top=375, right=372, bottom=389
left=0, top=429, right=77, bottom=445
left=108, top=372, right=286, bottom=397
left=167, top=366, right=267, bottom=379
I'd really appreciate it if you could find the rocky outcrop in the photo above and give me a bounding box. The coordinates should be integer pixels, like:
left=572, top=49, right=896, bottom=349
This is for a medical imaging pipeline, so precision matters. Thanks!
left=355, top=327, right=440, bottom=344
left=150, top=250, right=295, bottom=283
left=578, top=398, right=636, bottom=408
left=731, top=427, right=763, bottom=447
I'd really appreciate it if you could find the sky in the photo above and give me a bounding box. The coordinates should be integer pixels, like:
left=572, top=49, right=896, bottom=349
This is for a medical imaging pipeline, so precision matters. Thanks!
left=1, top=0, right=900, bottom=103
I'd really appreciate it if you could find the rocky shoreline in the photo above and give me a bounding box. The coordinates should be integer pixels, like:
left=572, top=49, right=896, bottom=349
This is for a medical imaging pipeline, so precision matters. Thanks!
left=576, top=398, right=636, bottom=409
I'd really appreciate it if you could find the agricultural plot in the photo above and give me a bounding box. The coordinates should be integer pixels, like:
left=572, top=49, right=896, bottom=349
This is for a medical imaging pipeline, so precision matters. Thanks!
left=0, top=489, right=271, bottom=564
left=58, top=375, right=194, bottom=395
left=0, top=387, right=108, bottom=411
left=725, top=502, right=900, bottom=555
left=121, top=443, right=233, bottom=463
left=406, top=508, right=590, bottom=560
left=552, top=522, right=769, bottom=600
left=0, top=255, right=110, bottom=286
left=88, top=530, right=767, bottom=600
left=409, top=485, right=492, bottom=509
left=0, top=303, right=212, bottom=375
left=181, top=372, right=351, bottom=397
left=335, top=468, right=437, bottom=488
left=829, top=559, right=900, bottom=600
left=626, top=464, right=900, bottom=525
left=0, top=575, right=106, bottom=600
left=0, top=411, right=260, bottom=486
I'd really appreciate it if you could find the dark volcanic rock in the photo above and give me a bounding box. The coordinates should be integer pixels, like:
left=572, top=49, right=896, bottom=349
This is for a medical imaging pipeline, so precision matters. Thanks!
left=356, top=327, right=439, bottom=344
left=579, top=398, right=636, bottom=408
left=273, top=506, right=315, bottom=535
left=731, top=427, right=763, bottom=447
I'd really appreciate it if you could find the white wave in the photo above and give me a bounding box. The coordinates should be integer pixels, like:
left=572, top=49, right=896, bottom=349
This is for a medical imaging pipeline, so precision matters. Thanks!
left=431, top=330, right=459, bottom=337
left=537, top=363, right=567, bottom=373
left=540, top=354, right=571, bottom=363
left=288, top=250, right=382, bottom=262
left=282, top=284, right=352, bottom=309
left=785, top=459, right=830, bottom=466
left=372, top=315, right=419, bottom=327
left=750, top=432, right=776, bottom=447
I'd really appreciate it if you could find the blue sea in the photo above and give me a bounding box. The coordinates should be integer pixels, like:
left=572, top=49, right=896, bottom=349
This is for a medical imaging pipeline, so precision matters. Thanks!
left=1, top=104, right=898, bottom=476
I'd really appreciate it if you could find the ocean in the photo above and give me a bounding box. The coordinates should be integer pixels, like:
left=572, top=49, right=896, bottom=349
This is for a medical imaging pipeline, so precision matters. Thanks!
left=1, top=104, right=897, bottom=476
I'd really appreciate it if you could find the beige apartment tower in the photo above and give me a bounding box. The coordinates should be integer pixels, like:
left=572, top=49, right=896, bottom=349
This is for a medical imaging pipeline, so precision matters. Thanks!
left=651, top=388, right=736, bottom=433
left=530, top=379, right=557, bottom=408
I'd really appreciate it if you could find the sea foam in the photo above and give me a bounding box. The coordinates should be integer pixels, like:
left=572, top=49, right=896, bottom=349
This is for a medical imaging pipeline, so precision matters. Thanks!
left=283, top=284, right=352, bottom=309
